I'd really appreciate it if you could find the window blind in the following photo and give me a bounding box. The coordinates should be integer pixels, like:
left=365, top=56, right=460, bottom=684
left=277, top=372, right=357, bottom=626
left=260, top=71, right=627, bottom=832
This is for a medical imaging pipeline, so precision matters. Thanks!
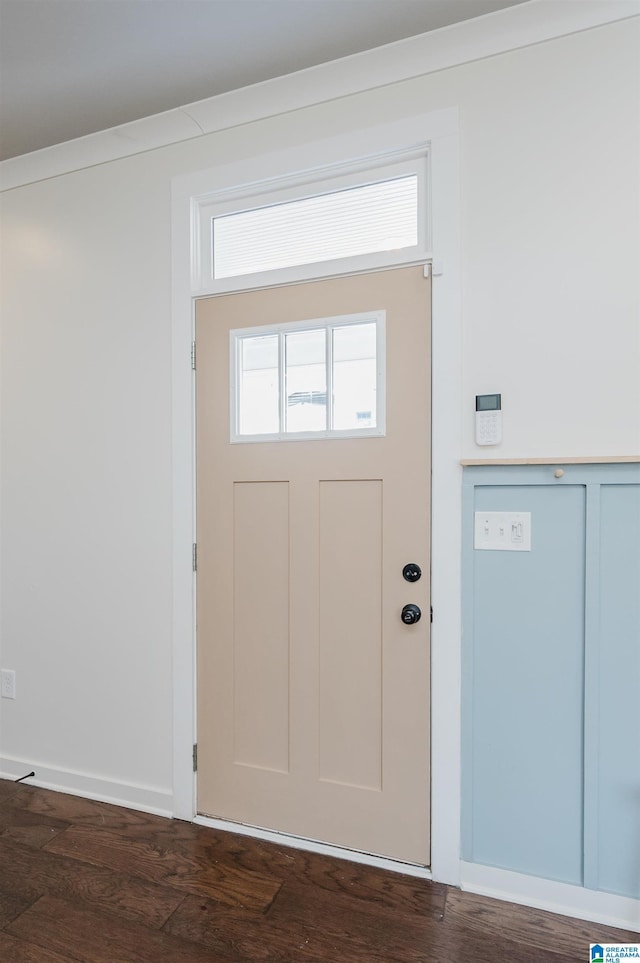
left=213, top=175, right=418, bottom=279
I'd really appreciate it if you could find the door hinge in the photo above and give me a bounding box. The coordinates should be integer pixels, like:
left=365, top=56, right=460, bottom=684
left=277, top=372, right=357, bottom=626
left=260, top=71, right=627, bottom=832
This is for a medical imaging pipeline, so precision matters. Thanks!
left=191, top=341, right=196, bottom=370
left=192, top=542, right=197, bottom=572
left=192, top=744, right=198, bottom=772
left=430, top=605, right=433, bottom=623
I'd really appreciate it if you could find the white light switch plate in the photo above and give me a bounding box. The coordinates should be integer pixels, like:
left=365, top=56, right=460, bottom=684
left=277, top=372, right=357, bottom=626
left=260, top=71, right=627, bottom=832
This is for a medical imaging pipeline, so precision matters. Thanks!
left=474, top=511, right=531, bottom=551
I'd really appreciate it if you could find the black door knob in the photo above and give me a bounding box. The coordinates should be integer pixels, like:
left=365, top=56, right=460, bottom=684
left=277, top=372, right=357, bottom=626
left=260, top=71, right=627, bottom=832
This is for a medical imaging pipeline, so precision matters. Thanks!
left=403, top=563, right=422, bottom=583
left=401, top=603, right=422, bottom=625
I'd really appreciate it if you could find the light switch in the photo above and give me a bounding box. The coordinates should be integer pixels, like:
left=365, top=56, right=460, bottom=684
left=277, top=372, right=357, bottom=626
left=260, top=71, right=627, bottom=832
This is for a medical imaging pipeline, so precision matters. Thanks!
left=474, top=511, right=531, bottom=551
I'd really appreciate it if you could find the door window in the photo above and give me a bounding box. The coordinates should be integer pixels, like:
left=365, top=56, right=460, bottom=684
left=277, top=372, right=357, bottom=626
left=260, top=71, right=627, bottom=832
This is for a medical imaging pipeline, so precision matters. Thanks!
left=231, top=313, right=385, bottom=442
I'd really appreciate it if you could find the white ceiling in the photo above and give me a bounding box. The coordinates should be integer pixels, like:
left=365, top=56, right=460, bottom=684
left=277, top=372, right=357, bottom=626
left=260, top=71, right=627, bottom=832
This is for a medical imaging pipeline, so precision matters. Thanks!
left=0, top=0, right=526, bottom=162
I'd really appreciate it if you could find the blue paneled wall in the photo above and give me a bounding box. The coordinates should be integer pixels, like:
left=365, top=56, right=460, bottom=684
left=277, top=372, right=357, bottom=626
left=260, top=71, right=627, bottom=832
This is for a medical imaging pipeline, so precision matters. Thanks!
left=462, top=464, right=640, bottom=899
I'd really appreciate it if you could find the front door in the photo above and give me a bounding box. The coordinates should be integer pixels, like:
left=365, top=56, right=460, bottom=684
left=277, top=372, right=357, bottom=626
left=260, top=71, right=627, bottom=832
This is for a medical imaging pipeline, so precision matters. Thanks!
left=195, top=266, right=431, bottom=864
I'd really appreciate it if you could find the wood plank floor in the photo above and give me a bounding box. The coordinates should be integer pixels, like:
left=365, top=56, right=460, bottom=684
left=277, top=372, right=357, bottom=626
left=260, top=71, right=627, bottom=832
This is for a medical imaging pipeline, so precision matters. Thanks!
left=0, top=781, right=636, bottom=961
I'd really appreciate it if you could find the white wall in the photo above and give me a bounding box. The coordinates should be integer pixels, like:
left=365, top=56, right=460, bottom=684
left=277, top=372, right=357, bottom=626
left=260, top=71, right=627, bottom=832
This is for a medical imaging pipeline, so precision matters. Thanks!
left=1, top=18, right=638, bottom=807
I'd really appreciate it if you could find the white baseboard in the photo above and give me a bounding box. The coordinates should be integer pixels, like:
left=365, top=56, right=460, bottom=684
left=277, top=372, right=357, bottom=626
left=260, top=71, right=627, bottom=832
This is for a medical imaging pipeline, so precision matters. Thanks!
left=195, top=814, right=433, bottom=881
left=461, top=861, right=640, bottom=933
left=0, top=755, right=173, bottom=818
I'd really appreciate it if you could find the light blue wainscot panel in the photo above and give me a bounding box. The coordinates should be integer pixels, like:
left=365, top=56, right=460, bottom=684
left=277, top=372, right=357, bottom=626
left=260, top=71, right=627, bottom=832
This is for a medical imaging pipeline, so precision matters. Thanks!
left=462, top=473, right=586, bottom=885
left=592, top=481, right=640, bottom=898
left=462, top=463, right=640, bottom=898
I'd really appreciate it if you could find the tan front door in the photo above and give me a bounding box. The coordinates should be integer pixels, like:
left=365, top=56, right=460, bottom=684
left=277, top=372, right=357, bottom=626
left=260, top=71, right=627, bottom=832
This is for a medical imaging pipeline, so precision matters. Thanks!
left=195, top=267, right=431, bottom=865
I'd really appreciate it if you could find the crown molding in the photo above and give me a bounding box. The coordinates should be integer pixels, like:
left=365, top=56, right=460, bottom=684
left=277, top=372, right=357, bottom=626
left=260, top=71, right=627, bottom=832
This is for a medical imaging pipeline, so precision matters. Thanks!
left=1, top=0, right=638, bottom=192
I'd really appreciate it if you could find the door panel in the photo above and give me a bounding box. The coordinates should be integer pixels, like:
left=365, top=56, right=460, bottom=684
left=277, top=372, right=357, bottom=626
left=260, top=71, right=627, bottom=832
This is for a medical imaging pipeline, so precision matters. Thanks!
left=318, top=479, right=383, bottom=790
left=233, top=481, right=290, bottom=773
left=196, top=267, right=431, bottom=864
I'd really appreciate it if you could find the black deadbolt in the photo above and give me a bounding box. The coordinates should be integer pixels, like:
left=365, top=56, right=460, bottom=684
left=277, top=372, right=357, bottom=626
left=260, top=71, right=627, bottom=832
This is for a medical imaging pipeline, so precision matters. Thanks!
left=403, top=563, right=422, bottom=583
left=401, top=603, right=422, bottom=625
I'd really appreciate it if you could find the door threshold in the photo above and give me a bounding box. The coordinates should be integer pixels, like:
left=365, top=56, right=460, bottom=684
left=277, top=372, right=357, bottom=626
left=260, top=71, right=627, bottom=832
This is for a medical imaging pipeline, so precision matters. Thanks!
left=194, top=813, right=432, bottom=880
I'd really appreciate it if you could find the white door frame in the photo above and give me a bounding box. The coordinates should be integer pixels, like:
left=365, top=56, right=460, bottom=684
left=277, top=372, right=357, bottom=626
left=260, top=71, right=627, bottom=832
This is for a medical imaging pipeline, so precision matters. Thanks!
left=170, top=108, right=462, bottom=885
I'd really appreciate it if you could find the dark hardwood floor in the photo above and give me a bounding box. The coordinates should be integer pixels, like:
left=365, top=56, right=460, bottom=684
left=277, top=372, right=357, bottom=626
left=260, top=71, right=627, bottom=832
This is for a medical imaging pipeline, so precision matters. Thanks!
left=0, top=779, right=637, bottom=961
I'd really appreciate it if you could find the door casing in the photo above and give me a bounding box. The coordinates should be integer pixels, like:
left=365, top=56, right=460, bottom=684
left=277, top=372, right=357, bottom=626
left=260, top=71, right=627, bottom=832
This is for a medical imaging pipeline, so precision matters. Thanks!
left=170, top=109, right=462, bottom=884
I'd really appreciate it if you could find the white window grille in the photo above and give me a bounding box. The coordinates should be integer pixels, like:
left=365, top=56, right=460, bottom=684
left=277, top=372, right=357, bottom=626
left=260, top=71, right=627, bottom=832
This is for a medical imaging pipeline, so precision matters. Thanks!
left=230, top=313, right=385, bottom=443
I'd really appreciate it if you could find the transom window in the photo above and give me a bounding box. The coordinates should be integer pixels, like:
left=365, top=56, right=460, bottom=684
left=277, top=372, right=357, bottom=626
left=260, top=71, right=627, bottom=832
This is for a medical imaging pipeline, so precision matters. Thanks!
left=194, top=153, right=429, bottom=294
left=230, top=313, right=385, bottom=443
left=214, top=175, right=417, bottom=280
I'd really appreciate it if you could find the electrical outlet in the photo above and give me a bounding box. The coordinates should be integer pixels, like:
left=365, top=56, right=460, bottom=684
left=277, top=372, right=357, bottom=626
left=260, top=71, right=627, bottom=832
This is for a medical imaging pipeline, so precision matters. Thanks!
left=1, top=670, right=16, bottom=699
